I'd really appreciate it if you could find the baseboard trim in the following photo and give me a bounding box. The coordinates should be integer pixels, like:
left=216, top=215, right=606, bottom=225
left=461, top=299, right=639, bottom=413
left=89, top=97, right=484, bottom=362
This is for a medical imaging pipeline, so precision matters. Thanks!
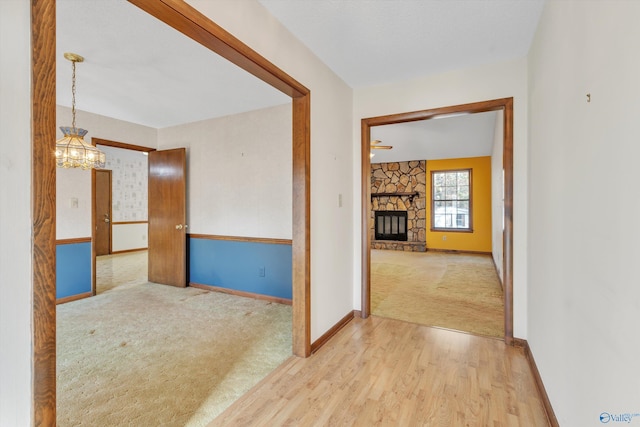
left=110, top=247, right=148, bottom=255
left=426, top=248, right=492, bottom=255
left=512, top=337, right=527, bottom=348
left=310, top=310, right=356, bottom=354
left=518, top=339, right=559, bottom=427
left=491, top=256, right=504, bottom=291
left=189, top=282, right=292, bottom=306
left=56, top=292, right=92, bottom=305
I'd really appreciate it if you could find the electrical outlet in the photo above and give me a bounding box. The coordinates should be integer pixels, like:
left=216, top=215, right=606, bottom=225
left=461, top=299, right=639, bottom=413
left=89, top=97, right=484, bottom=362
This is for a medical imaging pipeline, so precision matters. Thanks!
left=259, top=267, right=265, bottom=277
left=442, top=235, right=447, bottom=241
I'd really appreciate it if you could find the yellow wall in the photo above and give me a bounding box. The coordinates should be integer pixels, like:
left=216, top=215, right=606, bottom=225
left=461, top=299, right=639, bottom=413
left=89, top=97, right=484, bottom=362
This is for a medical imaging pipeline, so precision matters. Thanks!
left=426, top=156, right=492, bottom=252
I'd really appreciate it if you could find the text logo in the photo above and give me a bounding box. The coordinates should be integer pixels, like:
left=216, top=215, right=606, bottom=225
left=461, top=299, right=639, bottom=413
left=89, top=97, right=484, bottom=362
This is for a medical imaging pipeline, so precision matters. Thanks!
left=600, top=411, right=640, bottom=424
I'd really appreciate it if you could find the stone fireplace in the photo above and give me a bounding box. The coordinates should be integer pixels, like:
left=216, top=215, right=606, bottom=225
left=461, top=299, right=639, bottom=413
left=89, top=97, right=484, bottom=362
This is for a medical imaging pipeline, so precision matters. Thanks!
left=371, top=160, right=426, bottom=251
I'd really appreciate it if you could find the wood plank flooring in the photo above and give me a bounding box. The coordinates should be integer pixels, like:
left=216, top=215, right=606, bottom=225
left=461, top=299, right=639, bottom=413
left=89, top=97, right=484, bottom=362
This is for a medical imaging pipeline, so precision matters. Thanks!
left=209, top=316, right=548, bottom=426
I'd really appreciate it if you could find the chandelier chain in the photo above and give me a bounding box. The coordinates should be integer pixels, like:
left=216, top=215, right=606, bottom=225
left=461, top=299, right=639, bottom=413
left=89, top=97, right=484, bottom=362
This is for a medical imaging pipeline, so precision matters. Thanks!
left=71, top=60, right=77, bottom=130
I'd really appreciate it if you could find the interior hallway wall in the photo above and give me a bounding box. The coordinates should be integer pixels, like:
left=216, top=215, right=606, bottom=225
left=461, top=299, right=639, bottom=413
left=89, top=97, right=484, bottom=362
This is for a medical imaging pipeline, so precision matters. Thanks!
left=158, top=104, right=292, bottom=239
left=0, top=1, right=32, bottom=424
left=528, top=1, right=640, bottom=425
left=186, top=0, right=355, bottom=341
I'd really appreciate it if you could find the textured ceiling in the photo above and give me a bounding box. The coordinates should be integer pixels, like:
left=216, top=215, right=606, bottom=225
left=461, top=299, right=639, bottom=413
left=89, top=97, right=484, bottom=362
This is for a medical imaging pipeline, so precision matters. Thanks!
left=258, top=0, right=545, bottom=88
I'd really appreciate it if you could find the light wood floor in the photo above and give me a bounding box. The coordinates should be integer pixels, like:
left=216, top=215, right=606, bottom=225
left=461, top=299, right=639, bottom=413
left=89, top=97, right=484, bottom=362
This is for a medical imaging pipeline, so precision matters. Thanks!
left=96, top=250, right=148, bottom=293
left=209, top=316, right=548, bottom=426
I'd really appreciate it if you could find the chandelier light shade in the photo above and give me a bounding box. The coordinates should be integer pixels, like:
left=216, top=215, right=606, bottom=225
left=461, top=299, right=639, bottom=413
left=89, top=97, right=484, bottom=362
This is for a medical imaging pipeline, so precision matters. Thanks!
left=55, top=52, right=106, bottom=169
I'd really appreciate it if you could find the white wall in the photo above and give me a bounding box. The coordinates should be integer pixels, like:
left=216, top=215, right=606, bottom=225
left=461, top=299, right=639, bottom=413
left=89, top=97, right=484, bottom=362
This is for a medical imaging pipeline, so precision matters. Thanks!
left=56, top=166, right=93, bottom=239
left=491, top=113, right=504, bottom=284
left=0, top=1, right=32, bottom=424
left=56, top=106, right=156, bottom=239
left=112, top=223, right=148, bottom=252
left=353, top=58, right=529, bottom=338
left=186, top=0, right=355, bottom=341
left=528, top=1, right=640, bottom=425
left=158, top=104, right=292, bottom=239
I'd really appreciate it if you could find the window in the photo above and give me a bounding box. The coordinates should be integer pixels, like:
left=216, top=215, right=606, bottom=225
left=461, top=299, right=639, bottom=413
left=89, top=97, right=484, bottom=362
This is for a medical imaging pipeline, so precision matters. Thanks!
left=431, top=169, right=472, bottom=231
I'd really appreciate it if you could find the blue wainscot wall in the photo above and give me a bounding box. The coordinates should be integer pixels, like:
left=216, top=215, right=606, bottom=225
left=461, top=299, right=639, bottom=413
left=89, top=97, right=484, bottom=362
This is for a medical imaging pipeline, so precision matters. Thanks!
left=56, top=241, right=92, bottom=299
left=189, top=237, right=292, bottom=300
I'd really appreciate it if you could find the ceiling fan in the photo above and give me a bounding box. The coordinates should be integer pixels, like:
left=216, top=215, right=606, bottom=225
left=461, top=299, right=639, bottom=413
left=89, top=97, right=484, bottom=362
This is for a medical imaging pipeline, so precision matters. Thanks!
left=371, top=139, right=393, bottom=150
left=370, top=139, right=392, bottom=158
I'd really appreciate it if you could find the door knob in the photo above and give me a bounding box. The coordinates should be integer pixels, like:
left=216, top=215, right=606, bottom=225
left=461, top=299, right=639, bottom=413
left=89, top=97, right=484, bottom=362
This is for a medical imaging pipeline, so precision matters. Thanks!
left=104, top=218, right=110, bottom=223
left=176, top=224, right=183, bottom=230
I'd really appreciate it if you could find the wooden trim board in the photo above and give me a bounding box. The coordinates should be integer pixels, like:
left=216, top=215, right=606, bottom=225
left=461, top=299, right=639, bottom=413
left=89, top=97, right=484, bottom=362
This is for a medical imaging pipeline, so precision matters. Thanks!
left=190, top=282, right=292, bottom=306
left=110, top=248, right=148, bottom=255
left=31, top=0, right=57, bottom=423
left=310, top=311, right=356, bottom=354
left=188, top=233, right=292, bottom=246
left=425, top=248, right=492, bottom=256
left=56, top=292, right=93, bottom=305
left=518, top=339, right=559, bottom=427
left=32, top=0, right=312, bottom=421
left=56, top=237, right=92, bottom=245
left=93, top=137, right=156, bottom=152
left=112, top=221, right=149, bottom=225
left=361, top=98, right=514, bottom=347
left=129, top=0, right=311, bottom=358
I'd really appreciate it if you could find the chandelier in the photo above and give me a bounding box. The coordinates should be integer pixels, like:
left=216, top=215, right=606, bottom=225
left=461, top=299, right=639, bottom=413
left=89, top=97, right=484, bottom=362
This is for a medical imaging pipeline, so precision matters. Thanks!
left=55, top=52, right=106, bottom=169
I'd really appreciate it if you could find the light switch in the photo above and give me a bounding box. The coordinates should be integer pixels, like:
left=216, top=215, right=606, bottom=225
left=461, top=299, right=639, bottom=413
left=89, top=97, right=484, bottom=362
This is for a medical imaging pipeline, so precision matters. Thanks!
left=70, top=197, right=78, bottom=208
left=338, top=194, right=343, bottom=208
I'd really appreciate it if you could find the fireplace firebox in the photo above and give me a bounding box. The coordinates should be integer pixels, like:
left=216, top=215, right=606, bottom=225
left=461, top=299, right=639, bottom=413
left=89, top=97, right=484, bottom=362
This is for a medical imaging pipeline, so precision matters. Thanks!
left=374, top=211, right=408, bottom=241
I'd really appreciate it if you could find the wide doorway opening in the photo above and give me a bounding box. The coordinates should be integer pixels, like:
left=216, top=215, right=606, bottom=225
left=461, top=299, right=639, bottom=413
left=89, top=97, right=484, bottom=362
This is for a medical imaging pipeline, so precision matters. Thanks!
left=361, top=98, right=514, bottom=342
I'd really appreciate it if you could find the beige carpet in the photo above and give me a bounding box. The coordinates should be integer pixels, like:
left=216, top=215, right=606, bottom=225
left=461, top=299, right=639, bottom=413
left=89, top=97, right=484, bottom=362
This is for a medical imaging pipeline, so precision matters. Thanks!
left=371, top=250, right=504, bottom=337
left=57, top=283, right=292, bottom=426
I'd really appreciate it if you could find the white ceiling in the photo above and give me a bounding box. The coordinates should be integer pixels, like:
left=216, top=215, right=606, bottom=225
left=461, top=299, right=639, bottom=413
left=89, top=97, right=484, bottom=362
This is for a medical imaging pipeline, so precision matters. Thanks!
left=370, top=111, right=498, bottom=164
left=56, top=0, right=290, bottom=129
left=57, top=0, right=543, bottom=159
left=258, top=0, right=545, bottom=88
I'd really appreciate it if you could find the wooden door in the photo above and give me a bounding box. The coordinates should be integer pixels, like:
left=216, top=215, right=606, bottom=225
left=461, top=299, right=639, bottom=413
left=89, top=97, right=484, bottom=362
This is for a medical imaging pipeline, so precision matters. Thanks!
left=95, top=170, right=112, bottom=256
left=148, top=148, right=187, bottom=287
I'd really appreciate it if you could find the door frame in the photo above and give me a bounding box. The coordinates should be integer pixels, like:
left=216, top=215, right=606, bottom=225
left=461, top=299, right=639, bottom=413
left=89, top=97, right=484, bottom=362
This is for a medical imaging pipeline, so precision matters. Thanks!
left=31, top=0, right=311, bottom=423
left=91, top=138, right=154, bottom=296
left=94, top=169, right=113, bottom=257
left=92, top=168, right=112, bottom=295
left=360, top=98, right=514, bottom=344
